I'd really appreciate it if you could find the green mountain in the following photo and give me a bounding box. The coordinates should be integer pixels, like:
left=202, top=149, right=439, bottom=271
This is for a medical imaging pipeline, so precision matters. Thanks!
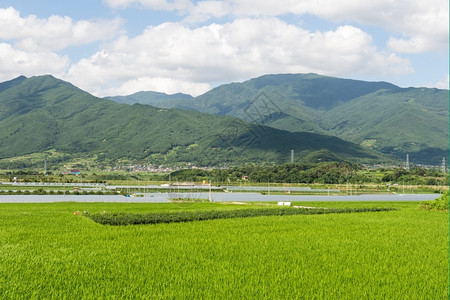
left=107, top=91, right=193, bottom=106
left=0, top=75, right=388, bottom=168
left=111, top=73, right=448, bottom=164
left=0, top=75, right=27, bottom=93
left=325, top=87, right=449, bottom=164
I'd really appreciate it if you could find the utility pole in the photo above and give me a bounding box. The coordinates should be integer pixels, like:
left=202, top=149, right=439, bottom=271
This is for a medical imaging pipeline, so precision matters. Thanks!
left=209, top=180, right=212, bottom=202
left=169, top=174, right=171, bottom=200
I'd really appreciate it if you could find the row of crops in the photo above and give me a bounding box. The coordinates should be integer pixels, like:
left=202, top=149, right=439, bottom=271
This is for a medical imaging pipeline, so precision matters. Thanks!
left=87, top=206, right=397, bottom=225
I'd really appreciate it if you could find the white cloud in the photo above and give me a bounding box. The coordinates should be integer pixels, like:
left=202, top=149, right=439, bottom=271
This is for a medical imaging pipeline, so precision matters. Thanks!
left=183, top=1, right=231, bottom=23
left=103, top=0, right=193, bottom=11
left=0, top=5, right=427, bottom=96
left=432, top=74, right=449, bottom=90
left=183, top=0, right=449, bottom=54
left=309, top=0, right=450, bottom=54
left=0, top=43, right=70, bottom=81
left=387, top=36, right=429, bottom=54
left=385, top=3, right=449, bottom=53
left=105, top=77, right=212, bottom=96
left=0, top=7, right=125, bottom=85
left=65, top=18, right=412, bottom=97
left=103, top=1, right=448, bottom=54
left=0, top=7, right=123, bottom=51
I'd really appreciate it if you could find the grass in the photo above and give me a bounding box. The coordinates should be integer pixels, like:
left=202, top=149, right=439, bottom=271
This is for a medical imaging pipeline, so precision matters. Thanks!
left=0, top=201, right=448, bottom=299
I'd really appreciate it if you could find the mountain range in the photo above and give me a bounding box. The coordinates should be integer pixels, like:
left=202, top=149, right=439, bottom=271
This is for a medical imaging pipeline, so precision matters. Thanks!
left=0, top=75, right=393, bottom=169
left=108, top=73, right=449, bottom=165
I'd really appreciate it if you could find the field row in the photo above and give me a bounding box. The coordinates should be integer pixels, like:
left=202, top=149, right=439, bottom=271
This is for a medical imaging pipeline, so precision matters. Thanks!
left=87, top=206, right=396, bottom=225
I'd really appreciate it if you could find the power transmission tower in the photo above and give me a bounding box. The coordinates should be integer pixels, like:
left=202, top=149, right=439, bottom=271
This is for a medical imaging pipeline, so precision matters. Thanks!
left=442, top=157, right=447, bottom=174
left=291, top=150, right=294, bottom=163
left=405, top=154, right=410, bottom=171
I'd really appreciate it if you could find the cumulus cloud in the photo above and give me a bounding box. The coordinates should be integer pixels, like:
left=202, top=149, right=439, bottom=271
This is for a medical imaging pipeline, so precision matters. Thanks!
left=102, top=0, right=448, bottom=54
left=181, top=0, right=448, bottom=54
left=0, top=7, right=123, bottom=51
left=65, top=18, right=412, bottom=96
left=2, top=4, right=441, bottom=96
left=386, top=4, right=449, bottom=53
left=0, top=43, right=70, bottom=81
left=0, top=7, right=124, bottom=85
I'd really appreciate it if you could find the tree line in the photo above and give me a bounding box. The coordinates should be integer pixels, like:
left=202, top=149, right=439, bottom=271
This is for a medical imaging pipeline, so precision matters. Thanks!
left=170, top=162, right=447, bottom=185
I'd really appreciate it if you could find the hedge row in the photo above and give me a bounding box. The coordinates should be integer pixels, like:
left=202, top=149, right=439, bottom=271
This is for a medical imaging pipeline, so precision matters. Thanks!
left=87, top=207, right=397, bottom=226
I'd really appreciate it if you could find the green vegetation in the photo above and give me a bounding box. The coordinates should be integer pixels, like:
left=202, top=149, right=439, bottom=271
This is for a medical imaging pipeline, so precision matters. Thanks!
left=0, top=201, right=447, bottom=298
left=421, top=191, right=449, bottom=210
left=0, top=163, right=446, bottom=197
left=326, top=88, right=449, bottom=164
left=88, top=206, right=396, bottom=225
left=107, top=90, right=193, bottom=106
left=125, top=73, right=448, bottom=164
left=1, top=73, right=447, bottom=298
left=170, top=162, right=448, bottom=186
left=0, top=169, right=168, bottom=185
left=0, top=75, right=388, bottom=168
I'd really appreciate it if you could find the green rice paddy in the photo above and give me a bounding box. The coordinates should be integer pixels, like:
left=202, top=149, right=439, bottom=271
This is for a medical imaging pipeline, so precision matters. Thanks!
left=0, top=201, right=448, bottom=299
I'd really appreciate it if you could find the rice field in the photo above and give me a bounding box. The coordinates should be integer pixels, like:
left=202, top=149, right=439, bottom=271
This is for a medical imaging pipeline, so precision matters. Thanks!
left=0, top=201, right=448, bottom=299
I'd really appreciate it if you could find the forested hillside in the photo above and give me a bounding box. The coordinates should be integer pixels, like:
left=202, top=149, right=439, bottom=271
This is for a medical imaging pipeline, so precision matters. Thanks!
left=0, top=75, right=388, bottom=168
left=111, top=73, right=449, bottom=164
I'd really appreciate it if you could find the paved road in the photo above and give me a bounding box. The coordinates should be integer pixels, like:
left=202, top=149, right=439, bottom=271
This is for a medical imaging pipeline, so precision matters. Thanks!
left=0, top=193, right=441, bottom=203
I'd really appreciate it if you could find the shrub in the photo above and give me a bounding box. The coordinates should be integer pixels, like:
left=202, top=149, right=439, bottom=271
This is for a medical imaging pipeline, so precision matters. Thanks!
left=421, top=192, right=449, bottom=210
left=32, top=188, right=47, bottom=195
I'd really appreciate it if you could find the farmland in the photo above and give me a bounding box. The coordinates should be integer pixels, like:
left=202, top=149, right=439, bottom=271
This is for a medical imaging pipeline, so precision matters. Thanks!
left=0, top=200, right=448, bottom=299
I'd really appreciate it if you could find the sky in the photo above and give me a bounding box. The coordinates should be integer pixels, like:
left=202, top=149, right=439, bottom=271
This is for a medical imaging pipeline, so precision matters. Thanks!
left=0, top=0, right=448, bottom=97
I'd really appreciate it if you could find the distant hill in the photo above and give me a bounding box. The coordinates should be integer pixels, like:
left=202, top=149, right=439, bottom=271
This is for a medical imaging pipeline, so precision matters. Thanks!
left=110, top=73, right=448, bottom=164
left=0, top=75, right=388, bottom=168
left=107, top=91, right=193, bottom=106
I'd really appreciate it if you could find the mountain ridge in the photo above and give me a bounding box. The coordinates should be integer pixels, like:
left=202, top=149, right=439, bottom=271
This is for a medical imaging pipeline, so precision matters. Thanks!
left=107, top=91, right=193, bottom=106
left=109, top=73, right=448, bottom=164
left=0, top=75, right=389, bottom=168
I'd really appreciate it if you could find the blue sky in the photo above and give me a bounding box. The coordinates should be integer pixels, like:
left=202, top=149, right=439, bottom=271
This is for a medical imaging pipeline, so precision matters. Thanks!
left=0, top=0, right=448, bottom=96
